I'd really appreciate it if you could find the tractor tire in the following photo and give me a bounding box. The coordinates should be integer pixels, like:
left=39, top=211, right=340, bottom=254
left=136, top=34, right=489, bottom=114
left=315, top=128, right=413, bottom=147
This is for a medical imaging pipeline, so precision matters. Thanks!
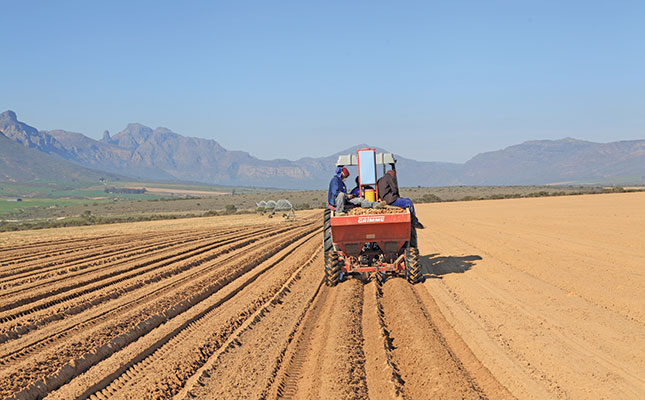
left=325, top=251, right=342, bottom=286
left=405, top=246, right=421, bottom=284
left=323, top=209, right=341, bottom=286
left=376, top=270, right=387, bottom=286
left=323, top=209, right=332, bottom=253
left=409, top=224, right=418, bottom=248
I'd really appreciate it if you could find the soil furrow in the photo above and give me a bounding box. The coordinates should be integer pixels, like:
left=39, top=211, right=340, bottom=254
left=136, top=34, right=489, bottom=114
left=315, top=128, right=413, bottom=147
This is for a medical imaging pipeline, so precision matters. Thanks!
left=178, top=246, right=324, bottom=400
left=269, top=278, right=369, bottom=400
left=0, top=226, right=273, bottom=321
left=0, top=228, right=240, bottom=288
left=372, top=278, right=407, bottom=399
left=266, top=276, right=331, bottom=399
left=1, top=222, right=317, bottom=398
left=380, top=278, right=487, bottom=399
left=0, top=195, right=642, bottom=399
left=0, top=231, right=182, bottom=273
left=0, top=224, right=312, bottom=357
left=44, top=229, right=321, bottom=400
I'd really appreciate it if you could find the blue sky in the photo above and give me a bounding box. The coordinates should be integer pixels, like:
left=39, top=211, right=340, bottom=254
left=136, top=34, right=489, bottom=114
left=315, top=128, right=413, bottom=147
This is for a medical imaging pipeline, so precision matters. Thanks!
left=1, top=1, right=644, bottom=162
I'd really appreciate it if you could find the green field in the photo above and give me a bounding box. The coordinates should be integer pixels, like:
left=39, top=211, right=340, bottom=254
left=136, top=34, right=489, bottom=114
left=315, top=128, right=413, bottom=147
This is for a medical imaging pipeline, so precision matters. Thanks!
left=0, top=180, right=275, bottom=200
left=0, top=198, right=104, bottom=216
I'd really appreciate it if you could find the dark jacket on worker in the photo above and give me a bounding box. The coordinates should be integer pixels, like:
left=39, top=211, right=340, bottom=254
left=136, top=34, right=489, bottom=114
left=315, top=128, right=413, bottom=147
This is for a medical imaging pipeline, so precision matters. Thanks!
left=327, top=167, right=347, bottom=207
left=377, top=173, right=399, bottom=205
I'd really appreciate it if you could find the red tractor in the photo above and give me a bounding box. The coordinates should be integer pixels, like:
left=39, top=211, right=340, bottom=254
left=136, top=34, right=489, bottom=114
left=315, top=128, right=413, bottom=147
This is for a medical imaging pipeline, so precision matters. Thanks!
left=323, top=148, right=421, bottom=286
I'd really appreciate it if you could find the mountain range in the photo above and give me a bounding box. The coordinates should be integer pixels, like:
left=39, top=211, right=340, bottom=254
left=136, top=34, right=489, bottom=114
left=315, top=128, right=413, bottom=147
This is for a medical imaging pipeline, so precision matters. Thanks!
left=1, top=110, right=644, bottom=188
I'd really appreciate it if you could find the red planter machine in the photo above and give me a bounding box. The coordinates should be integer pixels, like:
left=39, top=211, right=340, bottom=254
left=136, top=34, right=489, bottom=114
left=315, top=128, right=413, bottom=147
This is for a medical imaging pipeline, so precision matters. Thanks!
left=323, top=149, right=420, bottom=286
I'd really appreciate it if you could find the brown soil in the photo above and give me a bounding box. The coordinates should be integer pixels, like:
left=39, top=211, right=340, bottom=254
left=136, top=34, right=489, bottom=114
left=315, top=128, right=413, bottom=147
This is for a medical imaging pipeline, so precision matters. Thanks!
left=1, top=193, right=643, bottom=399
left=416, top=192, right=645, bottom=399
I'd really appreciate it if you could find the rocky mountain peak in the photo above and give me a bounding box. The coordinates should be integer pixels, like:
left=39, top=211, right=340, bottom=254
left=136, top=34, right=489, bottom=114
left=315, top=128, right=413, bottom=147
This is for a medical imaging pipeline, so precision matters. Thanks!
left=121, top=123, right=153, bottom=137
left=0, top=110, right=18, bottom=121
left=0, top=110, right=70, bottom=158
left=102, top=130, right=111, bottom=141
left=106, top=123, right=154, bottom=150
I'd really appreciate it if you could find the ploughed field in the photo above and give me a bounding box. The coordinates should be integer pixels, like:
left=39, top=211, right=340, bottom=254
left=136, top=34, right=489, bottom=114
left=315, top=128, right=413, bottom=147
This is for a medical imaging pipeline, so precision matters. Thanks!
left=1, top=193, right=643, bottom=399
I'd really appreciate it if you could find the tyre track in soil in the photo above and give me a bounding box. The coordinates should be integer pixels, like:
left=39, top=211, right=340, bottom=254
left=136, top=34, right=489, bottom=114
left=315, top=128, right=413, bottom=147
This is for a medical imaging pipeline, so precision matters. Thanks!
left=0, top=228, right=240, bottom=288
left=64, top=229, right=322, bottom=400
left=377, top=278, right=513, bottom=400
left=260, top=276, right=509, bottom=400
left=171, top=272, right=510, bottom=399
left=267, top=278, right=369, bottom=400
left=183, top=275, right=510, bottom=400
left=0, top=219, right=318, bottom=398
left=0, top=226, right=273, bottom=326
left=376, top=278, right=484, bottom=399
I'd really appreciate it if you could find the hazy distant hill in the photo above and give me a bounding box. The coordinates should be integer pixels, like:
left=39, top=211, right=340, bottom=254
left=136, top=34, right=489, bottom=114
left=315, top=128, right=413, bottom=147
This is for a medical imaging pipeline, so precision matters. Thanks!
left=0, top=111, right=122, bottom=183
left=45, top=128, right=177, bottom=181
left=2, top=110, right=644, bottom=188
left=102, top=123, right=267, bottom=184
left=0, top=132, right=118, bottom=183
left=461, top=138, right=645, bottom=185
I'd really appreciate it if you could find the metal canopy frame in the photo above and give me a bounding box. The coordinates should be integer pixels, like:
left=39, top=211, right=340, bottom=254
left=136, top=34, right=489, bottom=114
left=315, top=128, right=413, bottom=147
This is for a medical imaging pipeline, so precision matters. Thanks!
left=335, top=151, right=397, bottom=191
left=335, top=152, right=396, bottom=167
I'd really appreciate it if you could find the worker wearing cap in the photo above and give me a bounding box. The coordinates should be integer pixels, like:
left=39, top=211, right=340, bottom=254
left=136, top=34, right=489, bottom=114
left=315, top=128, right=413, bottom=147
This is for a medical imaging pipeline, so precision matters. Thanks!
left=328, top=167, right=383, bottom=214
left=378, top=169, right=424, bottom=229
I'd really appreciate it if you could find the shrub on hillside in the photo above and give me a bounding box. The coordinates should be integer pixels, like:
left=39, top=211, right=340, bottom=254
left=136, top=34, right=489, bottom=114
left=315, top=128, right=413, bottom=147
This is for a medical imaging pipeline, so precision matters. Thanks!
left=417, top=193, right=442, bottom=203
left=461, top=196, right=481, bottom=201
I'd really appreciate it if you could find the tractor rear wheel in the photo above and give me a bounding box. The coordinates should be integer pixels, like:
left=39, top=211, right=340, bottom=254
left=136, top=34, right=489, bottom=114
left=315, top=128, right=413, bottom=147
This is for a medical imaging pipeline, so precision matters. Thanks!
left=405, top=246, right=421, bottom=284
left=325, top=251, right=342, bottom=286
left=409, top=224, right=418, bottom=248
left=323, top=209, right=332, bottom=253
left=323, top=209, right=341, bottom=286
left=376, top=270, right=387, bottom=286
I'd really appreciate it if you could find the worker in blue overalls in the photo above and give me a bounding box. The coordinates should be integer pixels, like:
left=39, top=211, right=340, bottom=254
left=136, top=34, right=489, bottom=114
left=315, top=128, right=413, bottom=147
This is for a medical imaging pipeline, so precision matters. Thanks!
left=328, top=167, right=383, bottom=215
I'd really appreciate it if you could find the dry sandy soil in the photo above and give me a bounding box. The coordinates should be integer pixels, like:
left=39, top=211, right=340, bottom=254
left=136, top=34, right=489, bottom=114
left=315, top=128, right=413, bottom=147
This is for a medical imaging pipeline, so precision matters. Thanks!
left=417, top=192, right=645, bottom=399
left=0, top=193, right=642, bottom=399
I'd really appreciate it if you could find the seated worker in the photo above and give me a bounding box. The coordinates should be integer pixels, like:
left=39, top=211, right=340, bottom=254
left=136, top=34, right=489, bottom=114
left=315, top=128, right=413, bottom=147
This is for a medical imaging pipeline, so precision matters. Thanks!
left=349, top=176, right=373, bottom=197
left=377, top=169, right=424, bottom=228
left=328, top=167, right=384, bottom=214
